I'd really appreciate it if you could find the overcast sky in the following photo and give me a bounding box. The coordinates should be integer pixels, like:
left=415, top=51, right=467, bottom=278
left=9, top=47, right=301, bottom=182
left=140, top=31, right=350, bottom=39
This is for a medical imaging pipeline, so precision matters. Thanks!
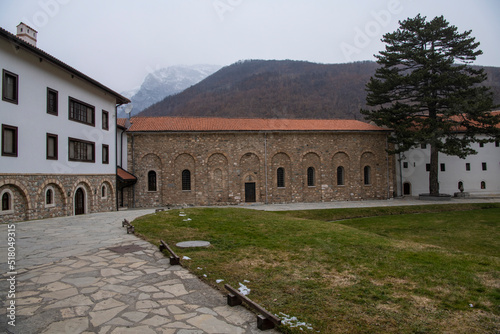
left=1, top=0, right=499, bottom=93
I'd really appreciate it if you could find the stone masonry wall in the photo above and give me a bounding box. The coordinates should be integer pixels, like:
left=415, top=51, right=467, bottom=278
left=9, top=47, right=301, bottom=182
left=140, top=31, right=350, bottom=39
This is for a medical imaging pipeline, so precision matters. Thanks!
left=128, top=131, right=395, bottom=208
left=0, top=174, right=116, bottom=223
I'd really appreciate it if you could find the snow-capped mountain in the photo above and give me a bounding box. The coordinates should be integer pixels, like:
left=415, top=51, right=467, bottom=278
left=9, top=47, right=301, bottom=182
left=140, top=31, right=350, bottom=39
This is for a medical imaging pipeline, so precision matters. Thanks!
left=118, top=64, right=221, bottom=118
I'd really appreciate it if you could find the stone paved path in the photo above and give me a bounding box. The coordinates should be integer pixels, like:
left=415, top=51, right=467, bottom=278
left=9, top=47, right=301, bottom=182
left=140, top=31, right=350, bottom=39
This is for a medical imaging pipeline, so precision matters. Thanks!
left=0, top=210, right=279, bottom=334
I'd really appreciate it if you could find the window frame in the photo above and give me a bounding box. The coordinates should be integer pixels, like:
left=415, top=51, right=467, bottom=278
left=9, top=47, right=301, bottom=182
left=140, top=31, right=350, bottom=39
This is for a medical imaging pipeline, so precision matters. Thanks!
left=482, top=162, right=487, bottom=171
left=2, top=69, right=18, bottom=104
left=68, top=137, right=95, bottom=163
left=47, top=88, right=58, bottom=115
left=102, top=144, right=109, bottom=164
left=363, top=165, right=371, bottom=185
left=101, top=184, right=107, bottom=199
left=182, top=169, right=191, bottom=191
left=337, top=166, right=345, bottom=186
left=440, top=163, right=446, bottom=172
left=277, top=167, right=285, bottom=188
left=68, top=97, right=95, bottom=126
left=148, top=170, right=157, bottom=192
left=46, top=133, right=58, bottom=160
left=102, top=110, right=109, bottom=130
left=465, top=163, right=471, bottom=171
left=1, top=189, right=14, bottom=214
left=307, top=167, right=315, bottom=187
left=2, top=124, right=18, bottom=157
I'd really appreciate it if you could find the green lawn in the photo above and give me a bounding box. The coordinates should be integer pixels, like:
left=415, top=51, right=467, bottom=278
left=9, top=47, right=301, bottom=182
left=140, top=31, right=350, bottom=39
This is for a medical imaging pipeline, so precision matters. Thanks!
left=132, top=204, right=500, bottom=334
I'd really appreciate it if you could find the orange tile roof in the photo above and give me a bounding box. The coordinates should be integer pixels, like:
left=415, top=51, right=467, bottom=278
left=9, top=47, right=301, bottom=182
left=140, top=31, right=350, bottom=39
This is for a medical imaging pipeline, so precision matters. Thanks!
left=126, top=116, right=388, bottom=132
left=117, top=118, right=127, bottom=128
left=117, top=167, right=137, bottom=181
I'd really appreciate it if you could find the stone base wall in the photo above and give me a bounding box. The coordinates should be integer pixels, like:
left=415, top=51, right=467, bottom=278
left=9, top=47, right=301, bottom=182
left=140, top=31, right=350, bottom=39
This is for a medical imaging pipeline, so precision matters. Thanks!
left=0, top=174, right=116, bottom=223
left=128, top=131, right=395, bottom=208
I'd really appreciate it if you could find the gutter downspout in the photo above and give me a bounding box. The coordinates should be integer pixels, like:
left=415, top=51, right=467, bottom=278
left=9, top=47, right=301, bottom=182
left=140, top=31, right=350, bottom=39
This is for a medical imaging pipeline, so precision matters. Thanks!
left=264, top=132, right=268, bottom=204
left=115, top=105, right=119, bottom=211
left=386, top=136, right=391, bottom=199
left=131, top=133, right=135, bottom=208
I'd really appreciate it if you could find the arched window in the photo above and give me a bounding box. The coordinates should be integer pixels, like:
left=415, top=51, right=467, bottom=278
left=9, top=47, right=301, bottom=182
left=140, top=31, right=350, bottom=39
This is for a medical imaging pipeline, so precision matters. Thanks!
left=2, top=192, right=11, bottom=211
left=364, top=166, right=371, bottom=185
left=337, top=166, right=345, bottom=186
left=148, top=171, right=157, bottom=192
left=46, top=188, right=53, bottom=205
left=403, top=182, right=411, bottom=195
left=458, top=181, right=464, bottom=192
left=307, top=167, right=315, bottom=187
left=277, top=167, right=285, bottom=188
left=182, top=169, right=191, bottom=191
left=481, top=181, right=486, bottom=189
left=101, top=184, right=107, bottom=198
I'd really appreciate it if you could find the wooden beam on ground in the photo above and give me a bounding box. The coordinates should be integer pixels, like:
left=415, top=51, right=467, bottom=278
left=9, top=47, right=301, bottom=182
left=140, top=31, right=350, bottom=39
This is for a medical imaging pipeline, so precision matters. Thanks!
left=224, top=284, right=281, bottom=330
left=159, top=239, right=180, bottom=265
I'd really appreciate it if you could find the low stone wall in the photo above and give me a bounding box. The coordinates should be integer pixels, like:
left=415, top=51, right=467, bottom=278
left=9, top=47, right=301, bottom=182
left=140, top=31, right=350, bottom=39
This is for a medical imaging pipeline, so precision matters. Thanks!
left=0, top=174, right=116, bottom=223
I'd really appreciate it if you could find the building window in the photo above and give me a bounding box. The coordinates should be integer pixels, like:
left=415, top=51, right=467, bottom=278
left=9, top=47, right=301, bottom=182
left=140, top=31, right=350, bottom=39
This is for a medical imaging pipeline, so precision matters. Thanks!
left=364, top=166, right=371, bottom=185
left=2, top=70, right=18, bottom=104
left=426, top=164, right=430, bottom=172
left=481, top=181, right=486, bottom=189
left=101, top=184, right=107, bottom=199
left=482, top=162, right=487, bottom=171
left=45, top=188, right=54, bottom=206
left=403, top=162, right=408, bottom=169
left=102, top=144, right=109, bottom=164
left=277, top=167, right=285, bottom=188
left=147, top=171, right=157, bottom=191
left=479, top=142, right=484, bottom=148
left=1, top=190, right=13, bottom=213
left=465, top=163, right=470, bottom=171
left=337, top=166, right=345, bottom=186
left=46, top=133, right=58, bottom=160
left=182, top=169, right=191, bottom=191
left=47, top=88, right=58, bottom=115
left=496, top=141, right=499, bottom=147
left=102, top=110, right=109, bottom=130
left=440, top=163, right=446, bottom=172
left=420, top=143, right=427, bottom=149
left=68, top=138, right=95, bottom=162
left=307, top=167, right=315, bottom=187
left=69, top=97, right=95, bottom=126
left=458, top=181, right=464, bottom=192
left=2, top=125, right=18, bottom=157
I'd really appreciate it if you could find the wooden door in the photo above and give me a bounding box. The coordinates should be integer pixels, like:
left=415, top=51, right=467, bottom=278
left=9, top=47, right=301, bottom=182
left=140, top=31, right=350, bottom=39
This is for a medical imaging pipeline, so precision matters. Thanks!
left=75, top=188, right=85, bottom=215
left=245, top=182, right=256, bottom=203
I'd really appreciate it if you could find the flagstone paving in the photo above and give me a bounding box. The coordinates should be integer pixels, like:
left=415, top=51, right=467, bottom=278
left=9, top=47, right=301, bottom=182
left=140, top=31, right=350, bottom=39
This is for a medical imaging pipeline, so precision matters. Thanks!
left=0, top=210, right=279, bottom=334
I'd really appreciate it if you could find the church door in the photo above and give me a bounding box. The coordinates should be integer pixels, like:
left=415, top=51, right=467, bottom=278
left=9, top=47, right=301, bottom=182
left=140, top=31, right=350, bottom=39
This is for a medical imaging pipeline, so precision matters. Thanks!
left=75, top=188, right=85, bottom=215
left=245, top=183, right=256, bottom=203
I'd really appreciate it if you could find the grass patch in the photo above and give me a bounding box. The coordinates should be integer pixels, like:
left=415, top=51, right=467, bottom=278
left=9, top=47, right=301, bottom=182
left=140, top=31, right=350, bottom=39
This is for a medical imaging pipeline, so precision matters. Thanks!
left=133, top=205, right=500, bottom=334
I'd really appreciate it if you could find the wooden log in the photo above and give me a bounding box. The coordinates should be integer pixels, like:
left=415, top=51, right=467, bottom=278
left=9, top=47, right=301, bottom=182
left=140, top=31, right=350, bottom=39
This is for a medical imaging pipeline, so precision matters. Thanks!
left=224, top=284, right=281, bottom=329
left=159, top=240, right=180, bottom=265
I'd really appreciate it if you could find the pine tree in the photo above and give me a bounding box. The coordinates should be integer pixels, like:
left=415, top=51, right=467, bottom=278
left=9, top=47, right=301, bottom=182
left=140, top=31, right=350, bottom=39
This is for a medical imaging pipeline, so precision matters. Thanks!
left=362, top=14, right=499, bottom=196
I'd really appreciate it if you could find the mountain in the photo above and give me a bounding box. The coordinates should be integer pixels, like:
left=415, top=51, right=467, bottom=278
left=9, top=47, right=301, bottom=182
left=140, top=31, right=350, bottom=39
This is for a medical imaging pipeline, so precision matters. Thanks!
left=118, top=64, right=221, bottom=118
left=138, top=60, right=500, bottom=120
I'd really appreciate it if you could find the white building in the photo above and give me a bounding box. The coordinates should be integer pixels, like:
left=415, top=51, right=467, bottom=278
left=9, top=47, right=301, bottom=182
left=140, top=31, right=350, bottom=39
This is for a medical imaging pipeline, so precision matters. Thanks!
left=396, top=121, right=500, bottom=197
left=0, top=23, right=130, bottom=222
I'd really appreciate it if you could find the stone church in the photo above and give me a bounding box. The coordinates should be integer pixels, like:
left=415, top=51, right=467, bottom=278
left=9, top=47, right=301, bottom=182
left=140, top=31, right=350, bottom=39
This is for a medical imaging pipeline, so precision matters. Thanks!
left=119, top=116, right=395, bottom=208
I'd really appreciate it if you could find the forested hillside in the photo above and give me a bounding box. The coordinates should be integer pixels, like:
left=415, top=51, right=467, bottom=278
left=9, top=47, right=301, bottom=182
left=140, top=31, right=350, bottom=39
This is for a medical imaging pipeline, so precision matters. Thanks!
left=139, top=60, right=500, bottom=120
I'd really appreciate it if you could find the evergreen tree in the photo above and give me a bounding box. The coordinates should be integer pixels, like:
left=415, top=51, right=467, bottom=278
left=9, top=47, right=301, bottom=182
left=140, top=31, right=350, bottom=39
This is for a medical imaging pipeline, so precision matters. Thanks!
left=362, top=14, right=499, bottom=196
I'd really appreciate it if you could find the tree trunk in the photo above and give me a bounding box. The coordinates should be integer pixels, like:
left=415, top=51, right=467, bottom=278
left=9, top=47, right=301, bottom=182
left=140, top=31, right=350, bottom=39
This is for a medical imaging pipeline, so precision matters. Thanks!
left=429, top=144, right=439, bottom=196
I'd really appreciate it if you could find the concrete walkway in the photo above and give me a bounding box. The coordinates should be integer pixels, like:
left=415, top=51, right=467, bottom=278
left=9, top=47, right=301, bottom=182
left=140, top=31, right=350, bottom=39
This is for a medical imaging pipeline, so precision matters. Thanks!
left=0, top=210, right=279, bottom=334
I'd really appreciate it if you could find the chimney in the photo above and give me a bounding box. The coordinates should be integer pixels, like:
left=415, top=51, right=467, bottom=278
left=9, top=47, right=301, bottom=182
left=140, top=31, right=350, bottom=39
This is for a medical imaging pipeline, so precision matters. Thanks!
left=16, top=22, right=37, bottom=47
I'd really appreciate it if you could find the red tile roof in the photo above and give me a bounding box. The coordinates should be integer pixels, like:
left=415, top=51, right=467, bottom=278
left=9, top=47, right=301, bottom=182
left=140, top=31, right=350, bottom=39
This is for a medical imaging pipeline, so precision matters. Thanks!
left=126, top=117, right=388, bottom=132
left=117, top=167, right=137, bottom=181
left=117, top=118, right=127, bottom=129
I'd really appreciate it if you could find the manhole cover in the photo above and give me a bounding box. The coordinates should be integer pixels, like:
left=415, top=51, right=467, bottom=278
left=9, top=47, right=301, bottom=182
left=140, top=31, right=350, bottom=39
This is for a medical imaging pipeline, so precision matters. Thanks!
left=176, top=241, right=211, bottom=248
left=107, top=244, right=144, bottom=254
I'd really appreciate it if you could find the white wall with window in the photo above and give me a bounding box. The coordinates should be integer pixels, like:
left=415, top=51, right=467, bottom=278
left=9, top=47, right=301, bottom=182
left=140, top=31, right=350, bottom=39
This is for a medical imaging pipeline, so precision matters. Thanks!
left=396, top=137, right=500, bottom=196
left=0, top=39, right=119, bottom=175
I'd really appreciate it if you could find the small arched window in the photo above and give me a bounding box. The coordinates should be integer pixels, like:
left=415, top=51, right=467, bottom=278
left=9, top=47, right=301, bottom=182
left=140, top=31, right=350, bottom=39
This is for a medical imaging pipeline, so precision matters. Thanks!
left=101, top=184, right=107, bottom=198
left=364, top=166, right=371, bottom=185
left=481, top=181, right=486, bottom=189
left=182, top=169, right=191, bottom=191
left=337, top=166, right=345, bottom=186
left=277, top=167, right=285, bottom=188
left=2, top=192, right=11, bottom=211
left=307, top=167, right=315, bottom=187
left=458, top=181, right=464, bottom=192
left=148, top=171, right=157, bottom=192
left=46, top=188, right=53, bottom=205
